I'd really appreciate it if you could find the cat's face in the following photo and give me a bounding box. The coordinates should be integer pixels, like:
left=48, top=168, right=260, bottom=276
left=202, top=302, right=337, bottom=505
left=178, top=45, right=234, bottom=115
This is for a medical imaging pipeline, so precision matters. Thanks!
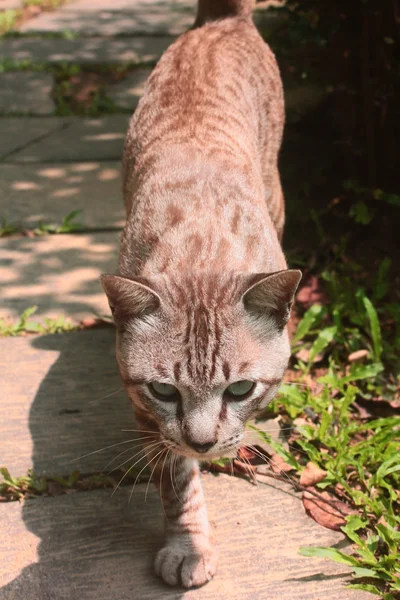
left=101, top=270, right=300, bottom=459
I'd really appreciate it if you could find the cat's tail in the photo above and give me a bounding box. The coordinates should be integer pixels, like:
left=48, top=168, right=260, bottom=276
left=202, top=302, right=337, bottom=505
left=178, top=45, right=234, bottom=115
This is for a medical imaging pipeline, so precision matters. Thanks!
left=194, top=0, right=254, bottom=26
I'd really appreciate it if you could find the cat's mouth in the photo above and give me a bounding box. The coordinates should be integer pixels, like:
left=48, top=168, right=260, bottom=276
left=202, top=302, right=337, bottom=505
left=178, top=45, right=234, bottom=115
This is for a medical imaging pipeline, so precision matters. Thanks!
left=165, top=438, right=241, bottom=460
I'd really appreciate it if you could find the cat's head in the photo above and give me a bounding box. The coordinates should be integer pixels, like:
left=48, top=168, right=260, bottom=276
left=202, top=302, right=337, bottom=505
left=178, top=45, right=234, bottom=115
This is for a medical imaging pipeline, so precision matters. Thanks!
left=101, top=270, right=301, bottom=458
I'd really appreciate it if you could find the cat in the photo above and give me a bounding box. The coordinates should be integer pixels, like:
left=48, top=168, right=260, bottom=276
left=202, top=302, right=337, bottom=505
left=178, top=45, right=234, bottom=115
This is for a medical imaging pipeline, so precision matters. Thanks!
left=101, top=0, right=301, bottom=589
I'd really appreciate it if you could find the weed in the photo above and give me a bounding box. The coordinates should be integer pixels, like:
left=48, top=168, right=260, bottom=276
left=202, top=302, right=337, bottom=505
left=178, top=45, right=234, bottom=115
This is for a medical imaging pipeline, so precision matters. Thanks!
left=34, top=209, right=84, bottom=234
left=0, top=218, right=19, bottom=237
left=0, top=466, right=149, bottom=501
left=0, top=209, right=85, bottom=237
left=251, top=263, right=400, bottom=598
left=0, top=9, right=18, bottom=36
left=0, top=306, right=77, bottom=337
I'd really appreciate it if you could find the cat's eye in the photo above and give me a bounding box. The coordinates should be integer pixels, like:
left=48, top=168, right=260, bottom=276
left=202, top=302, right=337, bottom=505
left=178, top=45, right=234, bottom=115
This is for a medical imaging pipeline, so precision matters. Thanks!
left=224, top=380, right=255, bottom=400
left=149, top=382, right=179, bottom=401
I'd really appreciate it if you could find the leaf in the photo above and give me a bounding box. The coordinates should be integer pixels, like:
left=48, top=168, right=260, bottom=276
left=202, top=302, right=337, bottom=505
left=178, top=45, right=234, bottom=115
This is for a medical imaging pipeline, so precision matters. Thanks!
left=347, top=583, right=383, bottom=595
left=341, top=362, right=383, bottom=383
left=352, top=567, right=379, bottom=578
left=348, top=349, right=369, bottom=362
left=268, top=452, right=294, bottom=474
left=292, top=304, right=325, bottom=344
left=349, top=201, right=374, bottom=225
left=302, top=487, right=353, bottom=530
left=299, top=462, right=327, bottom=486
left=363, top=297, right=383, bottom=361
left=308, top=326, right=337, bottom=364
left=299, top=546, right=360, bottom=567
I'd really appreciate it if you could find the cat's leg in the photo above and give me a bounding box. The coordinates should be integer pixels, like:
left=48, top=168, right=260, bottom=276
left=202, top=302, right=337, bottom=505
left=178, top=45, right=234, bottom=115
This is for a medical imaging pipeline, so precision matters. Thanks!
left=154, top=455, right=218, bottom=588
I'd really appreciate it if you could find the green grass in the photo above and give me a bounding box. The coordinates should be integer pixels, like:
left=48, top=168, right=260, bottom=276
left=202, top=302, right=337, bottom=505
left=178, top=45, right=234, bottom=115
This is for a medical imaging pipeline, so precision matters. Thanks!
left=0, top=9, right=19, bottom=36
left=0, top=466, right=150, bottom=502
left=0, top=209, right=85, bottom=237
left=251, top=260, right=400, bottom=598
left=0, top=466, right=150, bottom=501
left=0, top=306, right=77, bottom=337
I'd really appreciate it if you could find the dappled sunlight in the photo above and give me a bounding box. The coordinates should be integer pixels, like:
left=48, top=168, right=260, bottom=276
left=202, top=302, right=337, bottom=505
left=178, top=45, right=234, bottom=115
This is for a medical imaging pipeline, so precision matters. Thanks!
left=20, top=0, right=196, bottom=36
left=0, top=161, right=125, bottom=228
left=37, top=168, right=67, bottom=179
left=0, top=36, right=174, bottom=65
left=12, top=181, right=39, bottom=191
left=0, top=233, right=119, bottom=320
left=52, top=187, right=80, bottom=198
left=84, top=132, right=124, bottom=141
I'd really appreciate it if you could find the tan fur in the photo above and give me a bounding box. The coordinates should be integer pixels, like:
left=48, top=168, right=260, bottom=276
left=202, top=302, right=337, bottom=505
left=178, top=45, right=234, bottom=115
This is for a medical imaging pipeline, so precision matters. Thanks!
left=101, top=0, right=300, bottom=589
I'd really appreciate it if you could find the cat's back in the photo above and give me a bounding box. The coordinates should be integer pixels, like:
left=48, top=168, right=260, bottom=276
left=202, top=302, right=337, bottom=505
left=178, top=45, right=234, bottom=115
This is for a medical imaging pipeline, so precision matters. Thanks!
left=123, top=16, right=283, bottom=175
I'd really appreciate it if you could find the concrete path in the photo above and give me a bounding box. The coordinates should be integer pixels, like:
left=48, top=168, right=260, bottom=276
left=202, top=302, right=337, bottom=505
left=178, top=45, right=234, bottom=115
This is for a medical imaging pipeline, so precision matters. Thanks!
left=0, top=232, right=118, bottom=320
left=0, top=162, right=124, bottom=228
left=0, top=1, right=362, bottom=598
left=0, top=35, right=174, bottom=65
left=1, top=481, right=363, bottom=600
left=1, top=116, right=130, bottom=162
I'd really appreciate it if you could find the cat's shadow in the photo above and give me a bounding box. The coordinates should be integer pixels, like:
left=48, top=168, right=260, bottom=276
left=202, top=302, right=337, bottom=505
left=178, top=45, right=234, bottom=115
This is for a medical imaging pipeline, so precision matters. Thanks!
left=1, top=329, right=185, bottom=600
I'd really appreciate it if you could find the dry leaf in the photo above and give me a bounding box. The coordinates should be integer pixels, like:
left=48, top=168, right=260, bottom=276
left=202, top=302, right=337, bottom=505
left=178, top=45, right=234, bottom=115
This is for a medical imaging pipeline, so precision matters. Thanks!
left=348, top=349, right=369, bottom=362
left=269, top=452, right=294, bottom=473
left=302, top=487, right=353, bottom=530
left=300, top=461, right=327, bottom=486
left=238, top=447, right=257, bottom=461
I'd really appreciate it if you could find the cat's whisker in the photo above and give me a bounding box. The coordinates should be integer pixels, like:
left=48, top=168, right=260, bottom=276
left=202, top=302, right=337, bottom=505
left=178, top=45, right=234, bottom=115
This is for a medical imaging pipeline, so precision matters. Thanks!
left=108, top=440, right=163, bottom=476
left=158, top=449, right=171, bottom=519
left=282, top=381, right=320, bottom=389
left=245, top=444, right=295, bottom=487
left=173, top=452, right=180, bottom=500
left=72, top=436, right=152, bottom=462
left=89, top=387, right=124, bottom=404
left=101, top=437, right=157, bottom=472
left=111, top=442, right=165, bottom=497
left=238, top=453, right=256, bottom=483
left=129, top=448, right=167, bottom=504
left=169, top=452, right=181, bottom=503
left=145, top=448, right=167, bottom=501
left=120, top=429, right=159, bottom=434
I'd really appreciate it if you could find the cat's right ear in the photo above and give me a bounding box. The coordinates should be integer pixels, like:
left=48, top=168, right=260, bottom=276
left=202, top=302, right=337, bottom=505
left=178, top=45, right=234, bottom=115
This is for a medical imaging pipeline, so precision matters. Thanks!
left=100, top=274, right=161, bottom=327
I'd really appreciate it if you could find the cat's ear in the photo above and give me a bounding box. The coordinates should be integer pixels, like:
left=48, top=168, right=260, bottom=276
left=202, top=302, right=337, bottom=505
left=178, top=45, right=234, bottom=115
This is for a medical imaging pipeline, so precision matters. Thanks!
left=100, top=274, right=161, bottom=327
left=241, top=270, right=302, bottom=329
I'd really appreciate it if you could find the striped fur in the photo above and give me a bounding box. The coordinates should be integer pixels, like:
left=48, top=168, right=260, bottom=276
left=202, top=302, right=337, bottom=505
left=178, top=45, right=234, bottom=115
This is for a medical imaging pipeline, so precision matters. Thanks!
left=101, top=0, right=301, bottom=589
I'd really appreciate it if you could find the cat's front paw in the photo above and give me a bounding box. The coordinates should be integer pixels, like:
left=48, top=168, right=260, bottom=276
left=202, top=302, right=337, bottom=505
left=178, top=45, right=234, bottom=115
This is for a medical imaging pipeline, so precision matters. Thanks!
left=155, top=539, right=218, bottom=588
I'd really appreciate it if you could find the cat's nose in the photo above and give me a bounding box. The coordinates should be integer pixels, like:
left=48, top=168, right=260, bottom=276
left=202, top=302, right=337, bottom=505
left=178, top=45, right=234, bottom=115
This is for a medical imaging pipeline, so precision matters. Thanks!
left=189, top=440, right=217, bottom=454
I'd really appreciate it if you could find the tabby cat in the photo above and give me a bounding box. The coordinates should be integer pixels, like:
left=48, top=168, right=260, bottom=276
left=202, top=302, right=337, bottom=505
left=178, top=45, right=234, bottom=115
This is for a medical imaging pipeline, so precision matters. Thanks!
left=101, top=0, right=301, bottom=588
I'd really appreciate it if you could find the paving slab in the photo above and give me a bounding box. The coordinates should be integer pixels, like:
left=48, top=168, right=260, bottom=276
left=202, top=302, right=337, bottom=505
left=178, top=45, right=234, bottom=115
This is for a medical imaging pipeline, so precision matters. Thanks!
left=108, top=67, right=151, bottom=109
left=2, top=115, right=130, bottom=162
left=0, top=117, right=68, bottom=160
left=0, top=231, right=118, bottom=321
left=21, top=0, right=196, bottom=35
left=0, top=35, right=174, bottom=65
left=0, top=0, right=22, bottom=8
left=0, top=72, right=54, bottom=115
left=0, top=162, right=125, bottom=228
left=0, top=328, right=139, bottom=476
left=0, top=479, right=366, bottom=599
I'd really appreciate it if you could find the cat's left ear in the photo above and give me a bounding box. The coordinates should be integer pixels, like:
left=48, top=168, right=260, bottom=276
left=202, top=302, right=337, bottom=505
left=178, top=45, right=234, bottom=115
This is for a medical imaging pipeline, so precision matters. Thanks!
left=100, top=274, right=161, bottom=327
left=241, top=269, right=302, bottom=329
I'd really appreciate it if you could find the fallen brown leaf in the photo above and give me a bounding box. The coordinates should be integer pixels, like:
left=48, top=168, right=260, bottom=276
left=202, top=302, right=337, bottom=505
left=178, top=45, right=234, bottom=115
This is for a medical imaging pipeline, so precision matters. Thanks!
left=300, top=461, right=327, bottom=486
left=302, top=487, right=353, bottom=530
left=348, top=349, right=369, bottom=362
left=269, top=452, right=294, bottom=474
